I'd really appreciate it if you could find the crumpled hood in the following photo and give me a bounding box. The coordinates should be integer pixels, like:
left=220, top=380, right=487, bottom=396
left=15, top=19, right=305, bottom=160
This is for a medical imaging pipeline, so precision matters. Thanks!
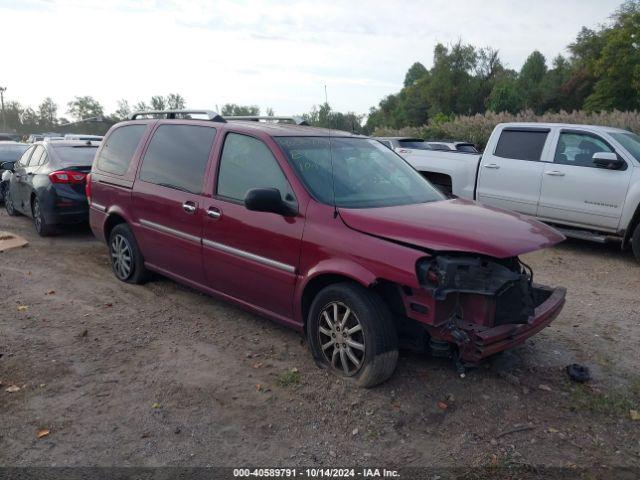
left=339, top=199, right=565, bottom=258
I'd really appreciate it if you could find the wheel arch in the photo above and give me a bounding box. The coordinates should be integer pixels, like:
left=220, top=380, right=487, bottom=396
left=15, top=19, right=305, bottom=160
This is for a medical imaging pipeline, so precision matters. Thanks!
left=298, top=265, right=407, bottom=334
left=103, top=211, right=129, bottom=242
left=622, top=201, right=640, bottom=248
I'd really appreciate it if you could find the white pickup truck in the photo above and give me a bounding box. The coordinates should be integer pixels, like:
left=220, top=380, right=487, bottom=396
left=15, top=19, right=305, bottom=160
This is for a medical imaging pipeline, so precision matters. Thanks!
left=381, top=123, right=640, bottom=260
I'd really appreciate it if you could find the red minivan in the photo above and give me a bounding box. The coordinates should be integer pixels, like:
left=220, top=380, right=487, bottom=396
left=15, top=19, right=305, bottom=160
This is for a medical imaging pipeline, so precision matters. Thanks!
left=88, top=111, right=566, bottom=387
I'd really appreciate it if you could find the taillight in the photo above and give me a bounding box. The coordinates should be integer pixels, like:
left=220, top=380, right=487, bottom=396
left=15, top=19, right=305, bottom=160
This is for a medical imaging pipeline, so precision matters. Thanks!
left=85, top=173, right=92, bottom=203
left=49, top=170, right=87, bottom=184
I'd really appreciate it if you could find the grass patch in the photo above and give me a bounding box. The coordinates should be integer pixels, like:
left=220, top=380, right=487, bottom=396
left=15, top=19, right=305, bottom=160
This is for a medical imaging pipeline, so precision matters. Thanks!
left=276, top=369, right=301, bottom=387
left=568, top=384, right=638, bottom=417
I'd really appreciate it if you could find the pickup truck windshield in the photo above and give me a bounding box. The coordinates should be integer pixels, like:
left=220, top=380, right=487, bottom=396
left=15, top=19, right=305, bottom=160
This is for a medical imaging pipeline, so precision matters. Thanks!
left=276, top=137, right=445, bottom=208
left=610, top=132, right=640, bottom=162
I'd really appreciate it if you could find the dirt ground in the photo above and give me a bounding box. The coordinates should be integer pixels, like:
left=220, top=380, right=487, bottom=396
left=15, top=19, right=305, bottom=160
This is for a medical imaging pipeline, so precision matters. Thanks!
left=1, top=208, right=639, bottom=472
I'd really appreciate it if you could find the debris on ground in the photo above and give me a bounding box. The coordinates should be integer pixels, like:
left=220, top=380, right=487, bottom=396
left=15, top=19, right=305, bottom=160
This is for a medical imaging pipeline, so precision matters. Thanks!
left=566, top=363, right=591, bottom=383
left=36, top=428, right=50, bottom=439
left=0, top=231, right=28, bottom=252
left=5, top=385, right=21, bottom=393
left=538, top=384, right=552, bottom=392
left=17, top=305, right=28, bottom=312
left=630, top=410, right=640, bottom=421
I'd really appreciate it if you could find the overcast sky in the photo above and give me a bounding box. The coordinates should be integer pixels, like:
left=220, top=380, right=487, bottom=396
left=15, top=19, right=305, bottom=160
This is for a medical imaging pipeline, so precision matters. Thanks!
left=0, top=0, right=622, bottom=118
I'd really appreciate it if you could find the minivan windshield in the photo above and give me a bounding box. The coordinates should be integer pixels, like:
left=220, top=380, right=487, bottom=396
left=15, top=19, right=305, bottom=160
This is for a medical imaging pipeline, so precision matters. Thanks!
left=275, top=137, right=445, bottom=208
left=610, top=132, right=640, bottom=162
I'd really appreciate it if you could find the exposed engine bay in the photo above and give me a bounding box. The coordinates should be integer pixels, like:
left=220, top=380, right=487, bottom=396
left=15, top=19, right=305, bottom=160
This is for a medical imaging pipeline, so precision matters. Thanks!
left=417, top=254, right=538, bottom=325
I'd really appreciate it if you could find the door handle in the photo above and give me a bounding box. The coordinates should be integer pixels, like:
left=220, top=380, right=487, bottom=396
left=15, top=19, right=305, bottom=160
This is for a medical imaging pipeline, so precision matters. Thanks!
left=206, top=207, right=222, bottom=219
left=182, top=201, right=197, bottom=214
left=483, top=163, right=500, bottom=169
left=544, top=171, right=565, bottom=176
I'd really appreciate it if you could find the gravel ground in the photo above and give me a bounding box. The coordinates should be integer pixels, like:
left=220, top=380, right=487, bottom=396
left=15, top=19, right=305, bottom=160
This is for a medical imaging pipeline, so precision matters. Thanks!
left=1, top=209, right=639, bottom=471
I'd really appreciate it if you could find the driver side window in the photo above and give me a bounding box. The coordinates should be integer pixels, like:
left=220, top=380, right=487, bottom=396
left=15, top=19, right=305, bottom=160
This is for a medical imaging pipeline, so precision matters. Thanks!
left=554, top=132, right=614, bottom=168
left=217, top=133, right=296, bottom=206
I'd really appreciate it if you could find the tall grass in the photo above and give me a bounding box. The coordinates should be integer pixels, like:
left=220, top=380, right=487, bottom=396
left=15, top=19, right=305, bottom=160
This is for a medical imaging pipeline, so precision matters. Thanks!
left=373, top=110, right=640, bottom=149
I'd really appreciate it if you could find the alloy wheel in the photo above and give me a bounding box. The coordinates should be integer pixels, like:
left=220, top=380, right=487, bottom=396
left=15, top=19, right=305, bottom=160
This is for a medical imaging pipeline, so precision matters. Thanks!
left=111, top=234, right=133, bottom=280
left=317, top=301, right=366, bottom=376
left=33, top=200, right=42, bottom=232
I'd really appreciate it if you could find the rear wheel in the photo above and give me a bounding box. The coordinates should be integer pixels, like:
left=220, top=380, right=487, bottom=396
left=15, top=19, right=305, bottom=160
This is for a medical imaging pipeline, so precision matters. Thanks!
left=632, top=223, right=640, bottom=262
left=5, top=189, right=19, bottom=216
left=307, top=282, right=398, bottom=388
left=108, top=223, right=150, bottom=284
left=32, top=197, right=55, bottom=236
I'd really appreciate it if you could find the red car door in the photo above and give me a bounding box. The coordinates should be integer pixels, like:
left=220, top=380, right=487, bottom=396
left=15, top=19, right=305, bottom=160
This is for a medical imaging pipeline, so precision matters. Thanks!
left=202, top=131, right=305, bottom=321
left=131, top=123, right=217, bottom=284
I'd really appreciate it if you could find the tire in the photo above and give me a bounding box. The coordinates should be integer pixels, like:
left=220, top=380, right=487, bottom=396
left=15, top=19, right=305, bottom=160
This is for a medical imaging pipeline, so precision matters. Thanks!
left=307, top=282, right=398, bottom=388
left=4, top=189, right=20, bottom=216
left=632, top=223, right=640, bottom=262
left=32, top=197, right=56, bottom=237
left=108, top=223, right=150, bottom=284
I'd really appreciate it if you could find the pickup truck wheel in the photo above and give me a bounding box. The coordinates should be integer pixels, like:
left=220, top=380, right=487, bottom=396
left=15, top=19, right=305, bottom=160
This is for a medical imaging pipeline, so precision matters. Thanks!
left=632, top=223, right=640, bottom=262
left=5, top=189, right=20, bottom=216
left=307, top=282, right=398, bottom=388
left=108, top=224, right=150, bottom=284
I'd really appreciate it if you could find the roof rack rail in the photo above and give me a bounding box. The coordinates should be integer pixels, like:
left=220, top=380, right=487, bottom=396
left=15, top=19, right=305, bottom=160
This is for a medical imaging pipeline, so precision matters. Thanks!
left=129, top=110, right=226, bottom=122
left=225, top=115, right=310, bottom=126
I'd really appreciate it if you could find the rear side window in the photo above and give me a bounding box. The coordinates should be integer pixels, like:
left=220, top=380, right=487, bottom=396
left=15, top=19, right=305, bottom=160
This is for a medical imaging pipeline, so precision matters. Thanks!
left=398, top=140, right=431, bottom=150
left=53, top=146, right=98, bottom=166
left=217, top=133, right=295, bottom=203
left=139, top=124, right=216, bottom=194
left=16, top=147, right=33, bottom=167
left=494, top=130, right=548, bottom=161
left=96, top=125, right=146, bottom=175
left=27, top=146, right=45, bottom=166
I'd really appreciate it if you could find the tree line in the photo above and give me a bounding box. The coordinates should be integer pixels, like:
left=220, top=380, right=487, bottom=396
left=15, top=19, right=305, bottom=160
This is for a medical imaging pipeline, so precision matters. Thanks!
left=1, top=1, right=637, bottom=137
left=365, top=0, right=640, bottom=132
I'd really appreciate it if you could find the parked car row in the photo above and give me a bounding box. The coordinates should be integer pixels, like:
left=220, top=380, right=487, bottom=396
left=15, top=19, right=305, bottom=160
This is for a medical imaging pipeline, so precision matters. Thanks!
left=389, top=123, right=640, bottom=261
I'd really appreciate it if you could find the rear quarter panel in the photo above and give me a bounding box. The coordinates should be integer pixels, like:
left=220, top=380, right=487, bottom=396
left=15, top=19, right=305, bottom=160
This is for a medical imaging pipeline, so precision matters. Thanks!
left=89, top=122, right=155, bottom=242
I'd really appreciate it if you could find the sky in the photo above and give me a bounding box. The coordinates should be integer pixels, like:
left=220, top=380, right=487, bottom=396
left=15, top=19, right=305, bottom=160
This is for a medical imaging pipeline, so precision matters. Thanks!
left=0, top=0, right=623, bottom=118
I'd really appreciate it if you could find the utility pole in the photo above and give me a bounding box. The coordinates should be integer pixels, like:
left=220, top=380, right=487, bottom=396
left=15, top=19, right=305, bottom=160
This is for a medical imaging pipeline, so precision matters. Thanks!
left=0, top=86, right=6, bottom=132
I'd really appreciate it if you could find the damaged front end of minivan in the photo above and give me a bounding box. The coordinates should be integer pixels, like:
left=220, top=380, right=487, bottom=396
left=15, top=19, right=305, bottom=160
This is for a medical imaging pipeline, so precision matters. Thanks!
left=396, top=254, right=566, bottom=367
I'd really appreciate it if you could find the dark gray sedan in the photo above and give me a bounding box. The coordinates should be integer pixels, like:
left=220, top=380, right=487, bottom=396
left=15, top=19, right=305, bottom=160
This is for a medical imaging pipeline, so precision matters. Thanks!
left=4, top=141, right=98, bottom=236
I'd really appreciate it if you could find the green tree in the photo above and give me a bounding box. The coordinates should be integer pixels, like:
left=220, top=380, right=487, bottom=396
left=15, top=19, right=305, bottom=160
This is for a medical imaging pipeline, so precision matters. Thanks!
left=66, top=96, right=104, bottom=121
left=221, top=104, right=260, bottom=116
left=37, top=97, right=58, bottom=129
left=487, top=76, right=522, bottom=113
left=518, top=51, right=547, bottom=112
left=166, top=93, right=186, bottom=110
left=584, top=1, right=640, bottom=111
left=133, top=101, right=149, bottom=113
left=404, top=62, right=428, bottom=87
left=113, top=99, right=131, bottom=120
left=21, top=107, right=39, bottom=131
left=150, top=95, right=166, bottom=111
left=302, top=103, right=364, bottom=133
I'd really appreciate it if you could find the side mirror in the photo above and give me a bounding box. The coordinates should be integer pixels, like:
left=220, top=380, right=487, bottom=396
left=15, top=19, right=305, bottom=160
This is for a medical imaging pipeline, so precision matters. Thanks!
left=0, top=161, right=15, bottom=172
left=593, top=152, right=625, bottom=170
left=244, top=188, right=297, bottom=216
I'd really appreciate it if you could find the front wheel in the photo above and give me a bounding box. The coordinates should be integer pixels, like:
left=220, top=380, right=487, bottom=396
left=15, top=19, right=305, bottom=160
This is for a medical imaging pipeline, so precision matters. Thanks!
left=5, top=189, right=20, bottom=216
left=307, top=282, right=398, bottom=388
left=632, top=223, right=640, bottom=262
left=108, top=223, right=150, bottom=284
